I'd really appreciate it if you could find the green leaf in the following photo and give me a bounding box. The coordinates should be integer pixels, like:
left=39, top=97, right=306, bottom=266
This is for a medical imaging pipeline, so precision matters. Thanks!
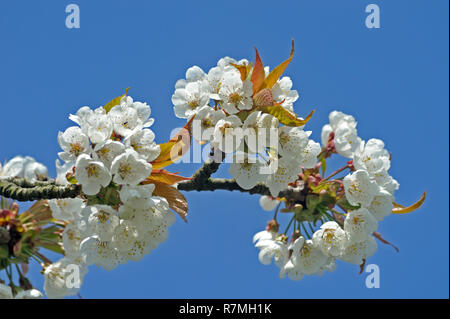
left=320, top=157, right=327, bottom=176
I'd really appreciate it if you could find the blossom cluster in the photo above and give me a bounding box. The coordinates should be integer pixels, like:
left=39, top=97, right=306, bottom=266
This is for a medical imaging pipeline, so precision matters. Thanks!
left=0, top=283, right=43, bottom=299
left=44, top=96, right=176, bottom=298
left=172, top=55, right=320, bottom=196
left=252, top=110, right=401, bottom=280
left=0, top=156, right=48, bottom=182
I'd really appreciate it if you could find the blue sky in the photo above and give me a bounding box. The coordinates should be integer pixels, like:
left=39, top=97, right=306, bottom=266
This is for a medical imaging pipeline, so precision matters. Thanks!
left=0, top=0, right=448, bottom=298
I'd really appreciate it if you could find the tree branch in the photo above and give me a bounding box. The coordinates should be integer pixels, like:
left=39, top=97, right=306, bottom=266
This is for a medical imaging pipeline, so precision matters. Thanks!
left=177, top=152, right=305, bottom=201
left=0, top=178, right=80, bottom=202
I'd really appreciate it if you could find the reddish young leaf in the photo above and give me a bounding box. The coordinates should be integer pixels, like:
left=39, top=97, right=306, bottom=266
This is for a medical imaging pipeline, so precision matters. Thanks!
left=144, top=169, right=192, bottom=186
left=251, top=47, right=265, bottom=95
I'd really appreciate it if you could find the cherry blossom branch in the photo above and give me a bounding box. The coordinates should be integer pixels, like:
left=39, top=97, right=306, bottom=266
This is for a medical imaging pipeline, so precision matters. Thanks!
left=0, top=178, right=80, bottom=202
left=177, top=157, right=304, bottom=200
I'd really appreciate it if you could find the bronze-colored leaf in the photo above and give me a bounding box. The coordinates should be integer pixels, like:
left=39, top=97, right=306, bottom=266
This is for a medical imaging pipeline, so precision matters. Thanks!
left=144, top=169, right=192, bottom=186
left=151, top=115, right=195, bottom=169
left=262, top=39, right=295, bottom=90
left=392, top=192, right=426, bottom=215
left=152, top=181, right=188, bottom=222
left=251, top=47, right=265, bottom=94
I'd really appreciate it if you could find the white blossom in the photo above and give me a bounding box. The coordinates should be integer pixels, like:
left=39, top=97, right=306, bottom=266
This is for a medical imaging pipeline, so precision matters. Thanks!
left=298, top=139, right=321, bottom=169
left=75, top=154, right=112, bottom=195
left=93, top=140, right=125, bottom=169
left=123, top=128, right=160, bottom=161
left=172, top=81, right=210, bottom=119
left=229, top=153, right=267, bottom=190
left=211, top=115, right=243, bottom=153
left=58, top=126, right=90, bottom=162
left=110, top=150, right=152, bottom=185
left=265, top=156, right=302, bottom=197
left=340, top=236, right=377, bottom=265
left=312, top=221, right=347, bottom=257
left=343, top=170, right=379, bottom=207
left=49, top=198, right=84, bottom=221
left=85, top=112, right=113, bottom=144
left=219, top=72, right=253, bottom=114
left=291, top=239, right=328, bottom=275
left=368, top=188, right=394, bottom=221
left=43, top=257, right=87, bottom=299
left=277, top=126, right=310, bottom=159
left=344, top=207, right=378, bottom=243
left=108, top=104, right=140, bottom=137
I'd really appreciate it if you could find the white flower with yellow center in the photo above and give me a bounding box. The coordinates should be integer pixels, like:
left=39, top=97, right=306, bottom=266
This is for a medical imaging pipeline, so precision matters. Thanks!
left=229, top=153, right=267, bottom=190
left=257, top=239, right=289, bottom=268
left=298, top=139, right=321, bottom=169
left=85, top=112, right=113, bottom=144
left=112, top=220, right=140, bottom=252
left=110, top=149, right=152, bottom=185
left=62, top=221, right=84, bottom=257
left=80, top=236, right=118, bottom=271
left=211, top=115, right=243, bottom=153
left=83, top=205, right=120, bottom=241
left=339, top=236, right=377, bottom=265
left=368, top=188, right=394, bottom=221
left=123, top=128, right=160, bottom=162
left=219, top=72, right=253, bottom=114
left=57, top=126, right=90, bottom=162
left=43, top=257, right=86, bottom=299
left=277, top=126, right=310, bottom=159
left=265, top=156, right=302, bottom=197
left=172, top=81, right=210, bottom=119
left=93, top=140, right=125, bottom=169
left=291, top=239, right=328, bottom=275
left=195, top=106, right=226, bottom=142
left=75, top=154, right=112, bottom=196
left=108, top=104, right=140, bottom=137
left=344, top=207, right=378, bottom=243
left=312, top=221, right=347, bottom=257
left=353, top=138, right=391, bottom=175
left=242, top=111, right=278, bottom=154
left=49, top=198, right=84, bottom=221
left=343, top=169, right=379, bottom=207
